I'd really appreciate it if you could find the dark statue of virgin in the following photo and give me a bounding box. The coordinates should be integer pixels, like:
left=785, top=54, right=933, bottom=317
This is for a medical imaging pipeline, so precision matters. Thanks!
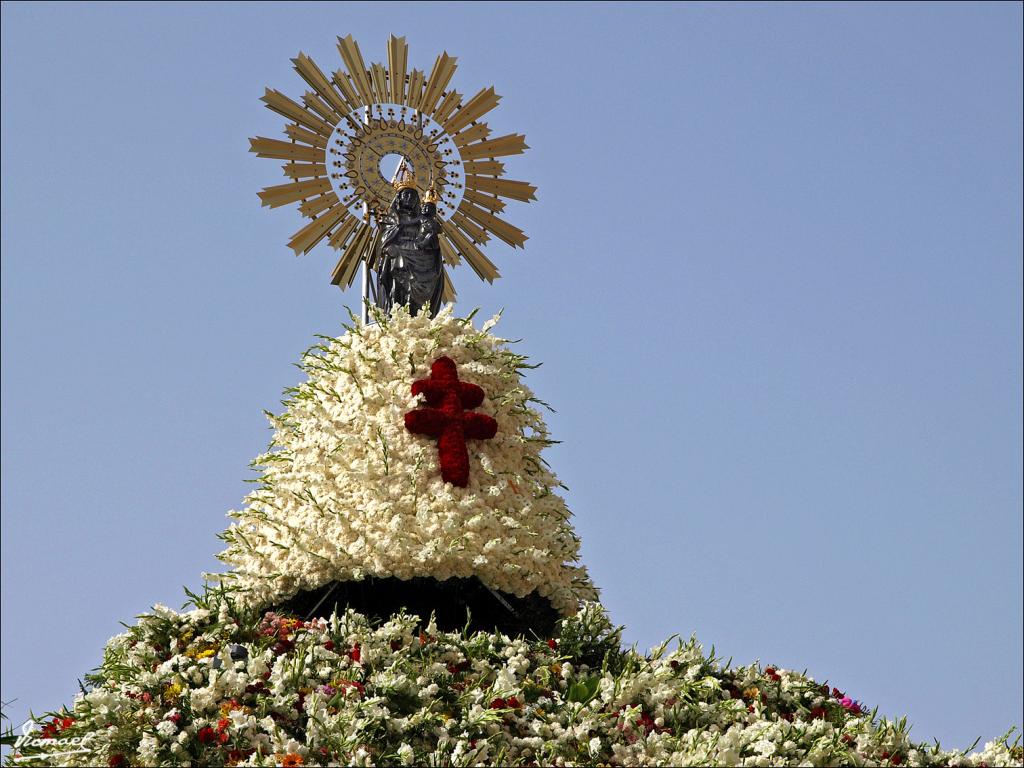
left=376, top=186, right=444, bottom=318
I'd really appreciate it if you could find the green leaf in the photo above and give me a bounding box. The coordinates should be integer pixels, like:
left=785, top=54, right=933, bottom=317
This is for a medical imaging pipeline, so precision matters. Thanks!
left=567, top=675, right=600, bottom=704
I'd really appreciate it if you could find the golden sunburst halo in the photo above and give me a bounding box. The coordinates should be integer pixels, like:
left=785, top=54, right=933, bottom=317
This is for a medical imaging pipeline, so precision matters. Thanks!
left=250, top=34, right=537, bottom=301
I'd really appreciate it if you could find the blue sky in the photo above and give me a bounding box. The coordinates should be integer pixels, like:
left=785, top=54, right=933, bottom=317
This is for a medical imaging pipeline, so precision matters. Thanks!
left=2, top=1, right=1021, bottom=751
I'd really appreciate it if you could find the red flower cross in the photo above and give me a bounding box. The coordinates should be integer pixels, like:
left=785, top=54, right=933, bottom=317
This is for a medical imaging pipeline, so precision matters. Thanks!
left=405, top=356, right=497, bottom=487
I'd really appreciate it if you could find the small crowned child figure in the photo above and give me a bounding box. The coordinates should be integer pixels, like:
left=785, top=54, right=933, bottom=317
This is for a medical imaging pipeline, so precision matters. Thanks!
left=415, top=186, right=441, bottom=251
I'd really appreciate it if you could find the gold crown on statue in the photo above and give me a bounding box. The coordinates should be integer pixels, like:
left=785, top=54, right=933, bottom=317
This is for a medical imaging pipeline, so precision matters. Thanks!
left=422, top=185, right=439, bottom=204
left=393, top=166, right=418, bottom=192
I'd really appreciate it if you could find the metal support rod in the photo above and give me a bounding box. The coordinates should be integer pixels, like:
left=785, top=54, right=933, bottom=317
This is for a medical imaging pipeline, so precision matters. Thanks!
left=360, top=105, right=371, bottom=324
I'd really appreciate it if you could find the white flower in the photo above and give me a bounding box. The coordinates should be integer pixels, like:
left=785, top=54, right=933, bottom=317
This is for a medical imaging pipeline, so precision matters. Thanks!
left=397, top=742, right=415, bottom=765
left=155, top=720, right=177, bottom=738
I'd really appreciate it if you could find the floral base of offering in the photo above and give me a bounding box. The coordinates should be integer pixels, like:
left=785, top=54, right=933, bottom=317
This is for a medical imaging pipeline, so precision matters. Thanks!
left=7, top=590, right=1020, bottom=767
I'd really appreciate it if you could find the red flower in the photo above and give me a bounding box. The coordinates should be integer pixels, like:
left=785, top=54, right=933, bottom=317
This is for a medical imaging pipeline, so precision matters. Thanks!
left=219, top=730, right=230, bottom=744
left=638, top=712, right=657, bottom=733
left=217, top=718, right=230, bottom=731
left=337, top=679, right=365, bottom=697
left=841, top=734, right=854, bottom=744
left=547, top=639, right=557, bottom=649
left=390, top=639, right=402, bottom=651
left=832, top=687, right=843, bottom=699
left=810, top=706, right=828, bottom=720
left=349, top=644, right=361, bottom=663
left=507, top=696, right=521, bottom=709
left=489, top=697, right=507, bottom=709
left=892, top=756, right=903, bottom=766
left=765, top=667, right=782, bottom=682
left=323, top=640, right=335, bottom=651
left=198, top=726, right=217, bottom=744
left=61, top=717, right=74, bottom=730
left=272, top=639, right=294, bottom=655
left=881, top=751, right=890, bottom=759
left=108, top=755, right=128, bottom=768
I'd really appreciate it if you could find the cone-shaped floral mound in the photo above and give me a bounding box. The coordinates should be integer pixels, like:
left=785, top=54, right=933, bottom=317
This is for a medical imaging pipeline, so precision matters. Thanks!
left=212, top=307, right=596, bottom=617
left=8, top=589, right=1020, bottom=767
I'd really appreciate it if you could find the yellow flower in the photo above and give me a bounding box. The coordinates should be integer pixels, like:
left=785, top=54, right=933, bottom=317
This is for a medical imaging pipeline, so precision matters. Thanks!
left=743, top=686, right=760, bottom=700
left=163, top=682, right=183, bottom=704
left=185, top=641, right=220, bottom=660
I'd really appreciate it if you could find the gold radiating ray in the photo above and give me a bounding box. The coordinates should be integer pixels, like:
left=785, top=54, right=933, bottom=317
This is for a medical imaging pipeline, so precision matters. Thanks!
left=437, top=233, right=462, bottom=267
left=440, top=220, right=500, bottom=283
left=420, top=52, right=458, bottom=117
left=330, top=222, right=373, bottom=287
left=302, top=91, right=342, bottom=125
left=285, top=124, right=328, bottom=150
left=433, top=91, right=463, bottom=125
left=462, top=159, right=505, bottom=176
left=442, top=269, right=457, bottom=303
left=327, top=212, right=359, bottom=249
left=258, top=178, right=333, bottom=208
left=387, top=35, right=407, bottom=104
left=250, top=137, right=322, bottom=162
left=462, top=188, right=506, bottom=214
left=292, top=53, right=351, bottom=116
left=336, top=35, right=374, bottom=107
left=452, top=122, right=491, bottom=148
left=299, top=192, right=340, bottom=218
left=459, top=133, right=529, bottom=160
left=464, top=175, right=538, bottom=202
left=406, top=69, right=425, bottom=110
left=282, top=162, right=326, bottom=180
left=443, top=87, right=500, bottom=134
left=331, top=68, right=361, bottom=111
left=288, top=204, right=351, bottom=255
left=457, top=201, right=528, bottom=248
left=450, top=211, right=490, bottom=244
left=370, top=63, right=388, bottom=104
left=261, top=89, right=334, bottom=137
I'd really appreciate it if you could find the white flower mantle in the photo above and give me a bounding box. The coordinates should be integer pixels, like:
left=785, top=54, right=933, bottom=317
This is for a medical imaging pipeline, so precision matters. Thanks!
left=213, top=307, right=597, bottom=615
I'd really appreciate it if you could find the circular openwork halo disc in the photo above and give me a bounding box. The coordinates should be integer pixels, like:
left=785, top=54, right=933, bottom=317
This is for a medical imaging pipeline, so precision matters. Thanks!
left=327, top=104, right=465, bottom=219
